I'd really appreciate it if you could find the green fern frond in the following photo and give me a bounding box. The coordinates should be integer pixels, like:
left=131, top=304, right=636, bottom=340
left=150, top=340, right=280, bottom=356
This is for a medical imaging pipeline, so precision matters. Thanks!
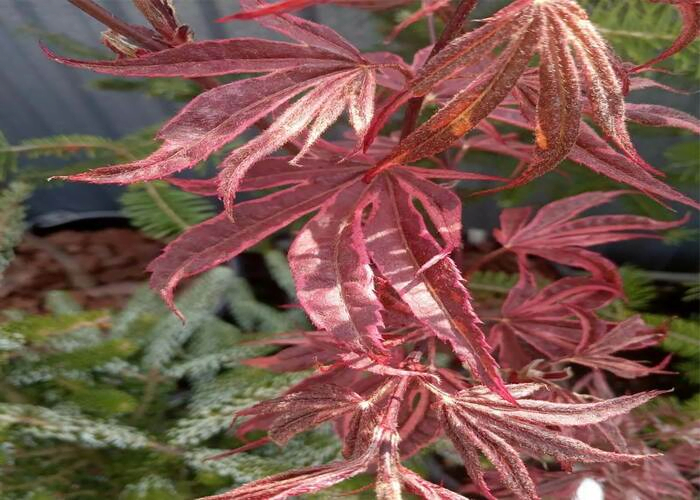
left=91, top=77, right=200, bottom=102
left=620, top=265, right=658, bottom=311
left=0, top=310, right=108, bottom=345
left=645, top=314, right=700, bottom=384
left=665, top=141, right=700, bottom=189
left=263, top=249, right=297, bottom=300
left=43, top=291, right=83, bottom=315
left=662, top=318, right=700, bottom=359
left=43, top=338, right=139, bottom=371
left=2, top=135, right=128, bottom=160
left=169, top=368, right=305, bottom=446
left=120, top=475, right=185, bottom=500
left=0, top=403, right=154, bottom=450
left=0, top=131, right=18, bottom=181
left=583, top=0, right=700, bottom=78
left=680, top=393, right=700, bottom=416
left=227, top=275, right=300, bottom=333
left=121, top=182, right=214, bottom=240
left=111, top=284, right=168, bottom=338
left=166, top=318, right=271, bottom=382
left=469, top=270, right=519, bottom=295
left=142, top=267, right=234, bottom=369
left=683, top=283, right=700, bottom=302
left=185, top=429, right=340, bottom=484
left=17, top=26, right=107, bottom=59
left=0, top=182, right=30, bottom=277
left=186, top=317, right=243, bottom=357
left=62, top=382, right=139, bottom=417
left=115, top=125, right=163, bottom=157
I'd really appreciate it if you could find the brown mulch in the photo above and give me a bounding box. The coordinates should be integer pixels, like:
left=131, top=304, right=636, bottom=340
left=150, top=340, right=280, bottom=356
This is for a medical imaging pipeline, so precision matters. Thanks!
left=0, top=228, right=163, bottom=314
left=0, top=225, right=559, bottom=317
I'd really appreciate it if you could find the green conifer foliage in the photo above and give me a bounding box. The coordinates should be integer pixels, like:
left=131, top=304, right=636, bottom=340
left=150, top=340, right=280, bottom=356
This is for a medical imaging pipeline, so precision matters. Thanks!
left=0, top=262, right=330, bottom=499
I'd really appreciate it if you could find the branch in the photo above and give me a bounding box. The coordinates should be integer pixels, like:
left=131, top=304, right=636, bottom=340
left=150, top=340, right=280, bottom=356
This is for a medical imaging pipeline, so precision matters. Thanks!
left=67, top=0, right=167, bottom=51
left=400, top=0, right=479, bottom=139
left=463, top=247, right=508, bottom=277
left=65, top=0, right=295, bottom=150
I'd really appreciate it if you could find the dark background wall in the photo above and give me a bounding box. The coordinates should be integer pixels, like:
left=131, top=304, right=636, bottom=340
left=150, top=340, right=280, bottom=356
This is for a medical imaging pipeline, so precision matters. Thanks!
left=0, top=0, right=379, bottom=224
left=1, top=0, right=697, bottom=272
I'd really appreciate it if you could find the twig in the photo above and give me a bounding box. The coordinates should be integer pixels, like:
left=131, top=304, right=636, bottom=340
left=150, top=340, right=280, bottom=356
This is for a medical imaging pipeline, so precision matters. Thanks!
left=132, top=367, right=161, bottom=420
left=464, top=246, right=508, bottom=277
left=67, top=0, right=167, bottom=51
left=24, top=234, right=97, bottom=289
left=400, top=0, right=478, bottom=139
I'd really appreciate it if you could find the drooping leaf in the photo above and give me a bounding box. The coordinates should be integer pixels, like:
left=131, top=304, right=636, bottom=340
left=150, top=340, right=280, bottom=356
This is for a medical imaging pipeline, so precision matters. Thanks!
left=0, top=182, right=30, bottom=278
left=438, top=383, right=660, bottom=500
left=363, top=173, right=513, bottom=402
left=625, top=103, right=700, bottom=133
left=148, top=159, right=366, bottom=316
left=634, top=0, right=700, bottom=72
left=120, top=181, right=214, bottom=240
left=289, top=180, right=386, bottom=354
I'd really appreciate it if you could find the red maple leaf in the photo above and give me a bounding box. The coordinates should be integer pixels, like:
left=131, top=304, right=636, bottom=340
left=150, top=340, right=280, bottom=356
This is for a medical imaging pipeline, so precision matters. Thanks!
left=40, top=3, right=700, bottom=499
left=489, top=191, right=688, bottom=286
left=43, top=6, right=406, bottom=214
left=565, top=315, right=671, bottom=379
left=435, top=383, right=661, bottom=500
left=488, top=270, right=619, bottom=370
left=370, top=0, right=642, bottom=174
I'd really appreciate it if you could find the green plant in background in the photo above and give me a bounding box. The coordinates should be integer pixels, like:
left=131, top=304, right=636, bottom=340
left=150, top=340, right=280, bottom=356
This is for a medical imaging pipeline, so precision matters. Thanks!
left=0, top=182, right=30, bottom=279
left=8, top=258, right=693, bottom=498
left=0, top=257, right=352, bottom=499
left=0, top=126, right=218, bottom=241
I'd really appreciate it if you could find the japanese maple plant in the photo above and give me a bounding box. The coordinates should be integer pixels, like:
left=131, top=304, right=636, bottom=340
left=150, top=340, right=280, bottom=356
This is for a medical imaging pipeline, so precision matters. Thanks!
left=45, top=0, right=699, bottom=498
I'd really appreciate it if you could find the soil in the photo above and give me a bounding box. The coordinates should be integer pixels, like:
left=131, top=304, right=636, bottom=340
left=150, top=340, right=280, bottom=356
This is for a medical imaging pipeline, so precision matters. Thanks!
left=0, top=226, right=565, bottom=315
left=0, top=226, right=163, bottom=314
